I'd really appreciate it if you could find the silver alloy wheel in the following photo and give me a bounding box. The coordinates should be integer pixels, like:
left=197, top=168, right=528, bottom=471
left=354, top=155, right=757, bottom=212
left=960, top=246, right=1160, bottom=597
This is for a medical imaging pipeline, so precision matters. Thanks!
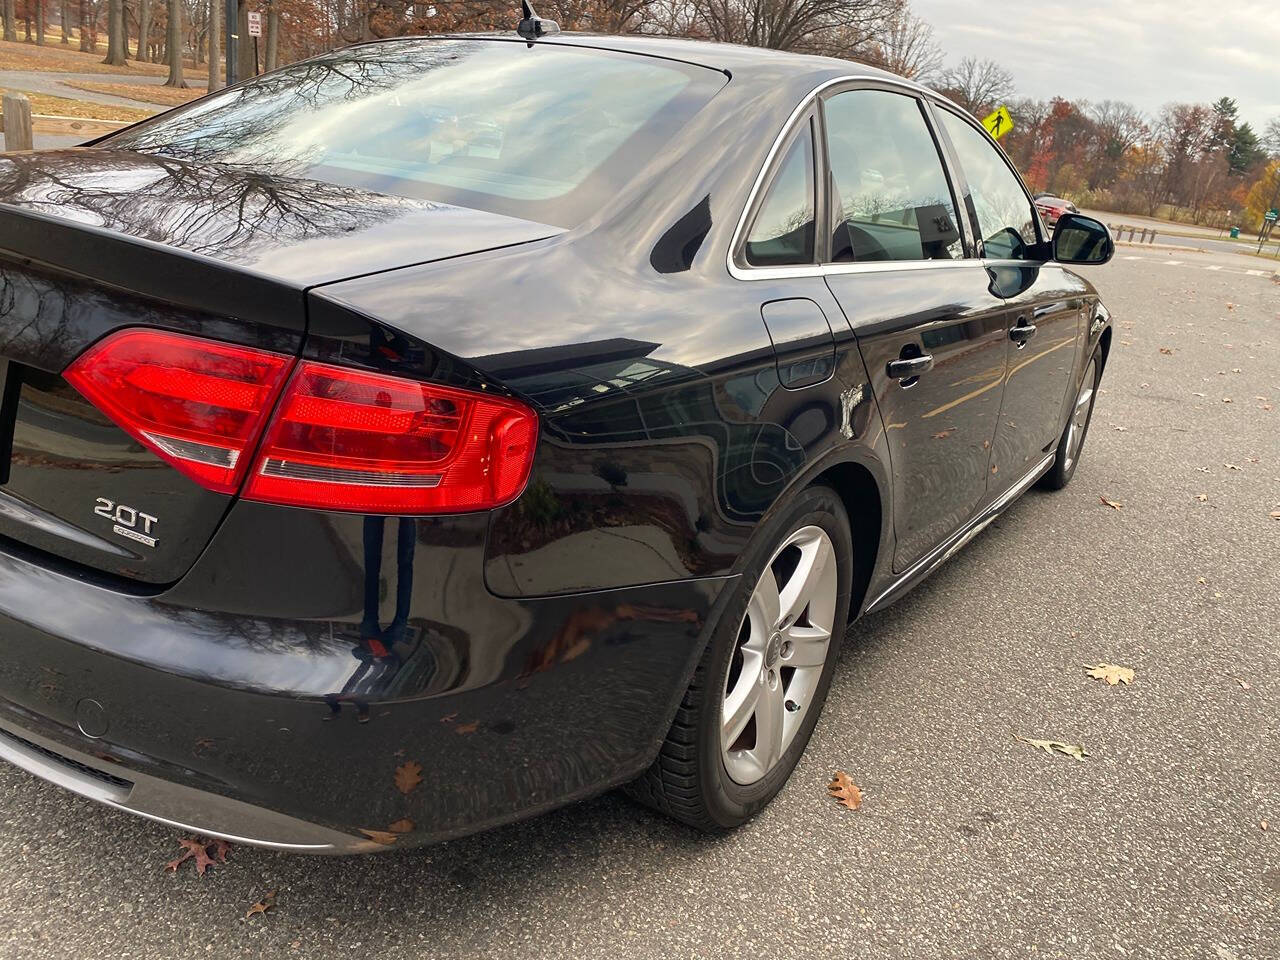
left=1062, top=357, right=1097, bottom=474
left=721, top=525, right=838, bottom=785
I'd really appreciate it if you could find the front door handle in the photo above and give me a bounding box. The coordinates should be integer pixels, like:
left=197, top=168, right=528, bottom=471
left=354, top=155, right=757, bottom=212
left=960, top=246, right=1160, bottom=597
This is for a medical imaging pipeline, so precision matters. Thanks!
left=1009, top=318, right=1037, bottom=345
left=886, top=355, right=934, bottom=382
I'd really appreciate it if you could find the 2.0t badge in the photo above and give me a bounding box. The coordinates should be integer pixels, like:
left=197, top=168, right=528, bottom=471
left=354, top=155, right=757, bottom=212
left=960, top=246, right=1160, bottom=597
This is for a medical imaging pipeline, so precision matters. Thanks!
left=93, top=498, right=159, bottom=548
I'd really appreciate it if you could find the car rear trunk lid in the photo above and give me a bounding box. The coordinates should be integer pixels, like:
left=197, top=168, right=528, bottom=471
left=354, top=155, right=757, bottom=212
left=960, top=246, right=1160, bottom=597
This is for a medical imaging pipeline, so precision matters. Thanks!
left=0, top=150, right=560, bottom=585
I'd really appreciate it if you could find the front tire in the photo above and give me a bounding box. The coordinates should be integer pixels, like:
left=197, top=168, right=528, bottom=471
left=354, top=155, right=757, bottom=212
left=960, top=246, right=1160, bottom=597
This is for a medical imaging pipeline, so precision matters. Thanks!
left=627, top=484, right=853, bottom=831
left=1040, top=350, right=1101, bottom=491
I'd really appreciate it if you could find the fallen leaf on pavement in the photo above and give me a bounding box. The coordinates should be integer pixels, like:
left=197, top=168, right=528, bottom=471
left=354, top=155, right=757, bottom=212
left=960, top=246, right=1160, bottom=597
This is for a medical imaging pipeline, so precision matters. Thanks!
left=454, top=720, right=480, bottom=735
left=1196, top=494, right=1208, bottom=502
left=1236, top=678, right=1251, bottom=690
left=1197, top=577, right=1207, bottom=584
left=1270, top=509, right=1280, bottom=521
left=1159, top=347, right=1173, bottom=355
left=1100, top=497, right=1123, bottom=510
left=1222, top=398, right=1232, bottom=403
left=1084, top=662, right=1135, bottom=686
left=1014, top=735, right=1089, bottom=761
left=245, top=889, right=277, bottom=920
left=827, top=771, right=863, bottom=811
left=359, top=828, right=399, bottom=846
left=394, top=761, right=423, bottom=795
left=1263, top=820, right=1269, bottom=831
left=1224, top=463, right=1242, bottom=471
left=164, top=836, right=231, bottom=876
left=388, top=818, right=414, bottom=834
left=932, top=429, right=954, bottom=439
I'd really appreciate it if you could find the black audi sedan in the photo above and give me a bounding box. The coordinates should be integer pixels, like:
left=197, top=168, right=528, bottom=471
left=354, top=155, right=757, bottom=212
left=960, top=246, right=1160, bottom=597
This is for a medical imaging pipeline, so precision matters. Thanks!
left=0, top=31, right=1112, bottom=851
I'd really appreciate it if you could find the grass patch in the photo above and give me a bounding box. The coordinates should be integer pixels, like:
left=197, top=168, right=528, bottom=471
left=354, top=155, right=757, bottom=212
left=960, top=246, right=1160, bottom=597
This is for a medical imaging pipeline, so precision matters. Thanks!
left=62, top=80, right=204, bottom=107
left=0, top=37, right=177, bottom=77
left=0, top=87, right=154, bottom=122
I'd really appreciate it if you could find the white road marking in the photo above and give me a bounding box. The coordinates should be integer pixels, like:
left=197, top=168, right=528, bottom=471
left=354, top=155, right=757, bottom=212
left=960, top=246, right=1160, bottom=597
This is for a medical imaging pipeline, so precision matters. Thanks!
left=1246, top=269, right=1266, bottom=276
left=1162, top=260, right=1183, bottom=265
left=1206, top=265, right=1223, bottom=270
left=1123, top=255, right=1145, bottom=260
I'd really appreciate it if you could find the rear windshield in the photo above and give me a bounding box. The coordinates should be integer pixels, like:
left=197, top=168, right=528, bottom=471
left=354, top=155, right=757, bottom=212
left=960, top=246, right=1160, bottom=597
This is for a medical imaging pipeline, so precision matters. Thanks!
left=106, top=39, right=725, bottom=228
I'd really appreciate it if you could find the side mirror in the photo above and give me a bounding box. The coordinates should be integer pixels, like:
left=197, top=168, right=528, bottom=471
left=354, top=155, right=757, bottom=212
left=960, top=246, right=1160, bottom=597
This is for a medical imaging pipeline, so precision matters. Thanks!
left=1052, top=213, right=1114, bottom=265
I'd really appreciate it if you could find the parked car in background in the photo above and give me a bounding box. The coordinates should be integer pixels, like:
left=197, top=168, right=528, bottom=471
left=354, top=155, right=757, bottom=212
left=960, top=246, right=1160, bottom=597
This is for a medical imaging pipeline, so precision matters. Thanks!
left=0, top=31, right=1114, bottom=852
left=1034, top=193, right=1080, bottom=229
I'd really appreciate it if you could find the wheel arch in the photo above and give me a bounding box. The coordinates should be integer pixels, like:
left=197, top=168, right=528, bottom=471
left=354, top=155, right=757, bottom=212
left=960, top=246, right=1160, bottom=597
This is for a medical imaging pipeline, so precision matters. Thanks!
left=810, top=459, right=883, bottom=624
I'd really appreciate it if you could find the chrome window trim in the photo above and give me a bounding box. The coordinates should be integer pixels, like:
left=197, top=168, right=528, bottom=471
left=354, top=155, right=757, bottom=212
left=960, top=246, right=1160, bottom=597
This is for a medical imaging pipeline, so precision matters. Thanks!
left=728, top=74, right=976, bottom=281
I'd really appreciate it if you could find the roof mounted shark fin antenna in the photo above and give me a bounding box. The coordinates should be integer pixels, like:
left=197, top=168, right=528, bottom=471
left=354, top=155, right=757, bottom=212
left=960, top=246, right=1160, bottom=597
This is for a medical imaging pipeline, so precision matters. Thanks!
left=517, top=0, right=560, bottom=41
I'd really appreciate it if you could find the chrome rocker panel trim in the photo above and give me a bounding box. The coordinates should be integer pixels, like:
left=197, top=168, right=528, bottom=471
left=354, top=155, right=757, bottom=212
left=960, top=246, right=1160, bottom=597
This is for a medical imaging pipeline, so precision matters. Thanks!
left=863, top=453, right=1055, bottom=614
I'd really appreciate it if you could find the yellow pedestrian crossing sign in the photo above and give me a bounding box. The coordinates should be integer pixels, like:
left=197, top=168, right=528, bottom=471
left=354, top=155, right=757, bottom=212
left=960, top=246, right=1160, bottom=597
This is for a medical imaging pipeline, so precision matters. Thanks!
left=982, top=105, right=1013, bottom=140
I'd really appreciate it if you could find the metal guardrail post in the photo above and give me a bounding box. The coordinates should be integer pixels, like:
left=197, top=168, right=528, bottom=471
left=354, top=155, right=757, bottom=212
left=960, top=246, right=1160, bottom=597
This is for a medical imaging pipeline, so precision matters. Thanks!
left=2, top=93, right=33, bottom=152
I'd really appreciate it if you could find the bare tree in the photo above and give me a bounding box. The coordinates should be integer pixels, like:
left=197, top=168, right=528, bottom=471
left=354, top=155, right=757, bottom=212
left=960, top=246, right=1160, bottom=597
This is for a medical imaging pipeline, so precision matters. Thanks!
left=696, top=0, right=899, bottom=56
left=136, top=0, right=151, bottom=60
left=207, top=0, right=222, bottom=90
left=4, top=0, right=18, bottom=42
left=103, top=0, right=128, bottom=64
left=858, top=5, right=941, bottom=80
left=1264, top=116, right=1280, bottom=157
left=265, top=0, right=279, bottom=71
left=165, top=0, right=187, bottom=86
left=60, top=0, right=69, bottom=42
left=937, top=56, right=1014, bottom=115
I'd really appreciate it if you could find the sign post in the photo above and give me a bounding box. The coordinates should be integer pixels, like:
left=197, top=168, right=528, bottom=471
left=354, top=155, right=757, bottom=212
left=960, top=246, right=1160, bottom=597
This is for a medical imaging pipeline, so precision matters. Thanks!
left=224, top=0, right=237, bottom=85
left=248, top=10, right=262, bottom=76
left=982, top=105, right=1013, bottom=140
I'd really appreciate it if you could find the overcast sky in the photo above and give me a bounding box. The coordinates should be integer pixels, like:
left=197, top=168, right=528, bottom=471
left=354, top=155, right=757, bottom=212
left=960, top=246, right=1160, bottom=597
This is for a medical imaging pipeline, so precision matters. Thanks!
left=912, top=0, right=1280, bottom=130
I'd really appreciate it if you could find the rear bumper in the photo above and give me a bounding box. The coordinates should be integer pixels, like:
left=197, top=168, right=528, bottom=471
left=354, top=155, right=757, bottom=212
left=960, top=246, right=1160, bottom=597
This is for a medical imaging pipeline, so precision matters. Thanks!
left=0, top=501, right=731, bottom=851
left=0, top=718, right=366, bottom=852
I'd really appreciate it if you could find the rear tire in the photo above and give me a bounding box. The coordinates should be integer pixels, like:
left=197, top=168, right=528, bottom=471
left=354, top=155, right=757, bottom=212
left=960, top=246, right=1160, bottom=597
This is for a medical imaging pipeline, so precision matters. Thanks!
left=626, top=484, right=853, bottom=831
left=1040, top=350, right=1101, bottom=491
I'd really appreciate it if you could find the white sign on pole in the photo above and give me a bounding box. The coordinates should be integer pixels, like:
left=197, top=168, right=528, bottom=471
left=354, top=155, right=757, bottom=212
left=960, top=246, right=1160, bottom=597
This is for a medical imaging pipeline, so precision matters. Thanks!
left=247, top=11, right=262, bottom=37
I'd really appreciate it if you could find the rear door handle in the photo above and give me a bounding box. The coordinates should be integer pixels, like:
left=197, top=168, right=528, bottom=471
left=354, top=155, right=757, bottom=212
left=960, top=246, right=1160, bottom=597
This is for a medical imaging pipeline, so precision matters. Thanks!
left=886, top=355, right=934, bottom=381
left=1009, top=318, right=1037, bottom=345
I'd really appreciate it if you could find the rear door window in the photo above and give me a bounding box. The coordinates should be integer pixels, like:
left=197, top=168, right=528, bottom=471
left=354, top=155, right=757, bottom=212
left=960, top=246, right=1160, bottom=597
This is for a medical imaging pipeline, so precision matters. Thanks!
left=822, top=89, right=963, bottom=263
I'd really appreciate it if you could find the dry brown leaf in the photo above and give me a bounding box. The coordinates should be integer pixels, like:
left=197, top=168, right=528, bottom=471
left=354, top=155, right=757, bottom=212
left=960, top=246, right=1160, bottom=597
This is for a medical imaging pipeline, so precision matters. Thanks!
left=1084, top=662, right=1135, bottom=686
left=1159, top=347, right=1173, bottom=355
left=932, top=429, right=954, bottom=439
left=359, top=828, right=399, bottom=846
left=1014, top=735, right=1089, bottom=761
left=1099, top=497, right=1123, bottom=510
left=454, top=720, right=480, bottom=735
left=164, top=836, right=229, bottom=876
left=245, top=889, right=277, bottom=920
left=388, top=818, right=414, bottom=834
left=394, top=761, right=423, bottom=795
left=827, top=771, right=863, bottom=811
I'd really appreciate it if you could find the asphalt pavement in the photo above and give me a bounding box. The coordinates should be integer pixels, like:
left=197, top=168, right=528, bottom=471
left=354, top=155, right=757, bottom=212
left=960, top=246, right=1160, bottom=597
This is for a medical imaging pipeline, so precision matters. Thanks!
left=0, top=249, right=1275, bottom=960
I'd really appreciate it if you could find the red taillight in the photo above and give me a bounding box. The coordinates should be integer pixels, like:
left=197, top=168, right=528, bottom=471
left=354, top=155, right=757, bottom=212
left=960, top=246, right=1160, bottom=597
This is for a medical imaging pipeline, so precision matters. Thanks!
left=65, top=329, right=538, bottom=514
left=244, top=362, right=536, bottom=513
left=64, top=329, right=292, bottom=494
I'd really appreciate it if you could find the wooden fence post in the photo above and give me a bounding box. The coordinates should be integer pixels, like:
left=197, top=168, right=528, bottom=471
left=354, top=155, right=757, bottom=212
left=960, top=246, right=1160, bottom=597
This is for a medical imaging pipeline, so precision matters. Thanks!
left=2, top=93, right=33, bottom=152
